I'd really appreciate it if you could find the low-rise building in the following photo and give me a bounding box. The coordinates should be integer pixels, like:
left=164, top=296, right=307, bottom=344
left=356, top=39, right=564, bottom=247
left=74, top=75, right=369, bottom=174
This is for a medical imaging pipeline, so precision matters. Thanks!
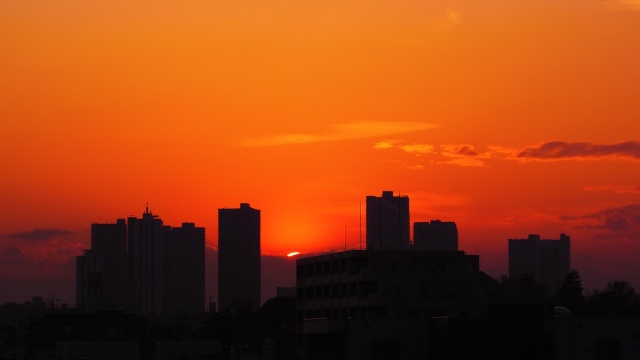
left=295, top=249, right=500, bottom=359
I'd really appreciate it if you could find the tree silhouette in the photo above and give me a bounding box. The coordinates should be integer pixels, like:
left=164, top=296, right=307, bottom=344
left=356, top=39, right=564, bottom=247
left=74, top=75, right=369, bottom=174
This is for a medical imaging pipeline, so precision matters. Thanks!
left=585, top=281, right=640, bottom=317
left=555, top=269, right=585, bottom=314
left=500, top=273, right=547, bottom=301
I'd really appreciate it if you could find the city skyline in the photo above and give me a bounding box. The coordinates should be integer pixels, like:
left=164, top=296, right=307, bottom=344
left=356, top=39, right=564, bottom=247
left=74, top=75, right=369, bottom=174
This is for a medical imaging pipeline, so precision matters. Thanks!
left=2, top=0, right=640, bottom=305
left=0, top=197, right=618, bottom=307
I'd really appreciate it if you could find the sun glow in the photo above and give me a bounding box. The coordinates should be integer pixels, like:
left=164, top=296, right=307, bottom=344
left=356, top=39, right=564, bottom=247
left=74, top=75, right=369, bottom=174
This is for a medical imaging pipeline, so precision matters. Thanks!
left=287, top=252, right=300, bottom=257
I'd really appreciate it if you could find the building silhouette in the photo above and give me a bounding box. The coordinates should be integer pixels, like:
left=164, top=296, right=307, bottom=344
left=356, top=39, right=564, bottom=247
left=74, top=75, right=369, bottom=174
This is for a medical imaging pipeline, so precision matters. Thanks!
left=90, top=219, right=127, bottom=310
left=508, top=233, right=570, bottom=296
left=218, top=203, right=261, bottom=311
left=413, top=220, right=458, bottom=251
left=127, top=206, right=164, bottom=315
left=365, top=191, right=410, bottom=250
left=76, top=207, right=206, bottom=316
left=295, top=249, right=502, bottom=359
left=162, top=222, right=205, bottom=314
left=75, top=250, right=104, bottom=313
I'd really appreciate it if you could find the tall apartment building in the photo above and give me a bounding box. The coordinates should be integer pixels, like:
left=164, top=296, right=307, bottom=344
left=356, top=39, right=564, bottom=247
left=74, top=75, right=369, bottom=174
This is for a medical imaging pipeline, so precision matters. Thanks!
left=163, top=222, right=205, bottom=314
left=218, top=203, right=261, bottom=311
left=413, top=220, right=458, bottom=251
left=90, top=219, right=127, bottom=310
left=508, top=233, right=570, bottom=296
left=127, top=206, right=164, bottom=315
left=76, top=207, right=206, bottom=315
left=365, top=191, right=410, bottom=250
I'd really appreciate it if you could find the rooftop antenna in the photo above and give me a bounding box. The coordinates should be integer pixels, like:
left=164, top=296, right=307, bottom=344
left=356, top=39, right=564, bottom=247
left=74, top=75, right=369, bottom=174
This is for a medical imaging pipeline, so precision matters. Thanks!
left=344, top=226, right=347, bottom=252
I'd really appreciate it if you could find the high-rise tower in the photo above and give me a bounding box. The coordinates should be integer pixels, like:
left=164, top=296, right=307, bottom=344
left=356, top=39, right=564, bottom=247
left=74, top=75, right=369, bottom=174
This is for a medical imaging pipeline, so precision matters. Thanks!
left=508, top=233, right=570, bottom=296
left=127, top=206, right=164, bottom=314
left=218, top=203, right=261, bottom=311
left=90, top=219, right=127, bottom=310
left=365, top=191, right=410, bottom=250
left=413, top=220, right=458, bottom=251
left=163, top=222, right=205, bottom=314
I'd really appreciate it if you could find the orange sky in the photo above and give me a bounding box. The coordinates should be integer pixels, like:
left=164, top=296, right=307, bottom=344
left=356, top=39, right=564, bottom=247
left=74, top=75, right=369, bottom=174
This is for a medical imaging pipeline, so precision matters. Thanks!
left=1, top=0, right=640, bottom=303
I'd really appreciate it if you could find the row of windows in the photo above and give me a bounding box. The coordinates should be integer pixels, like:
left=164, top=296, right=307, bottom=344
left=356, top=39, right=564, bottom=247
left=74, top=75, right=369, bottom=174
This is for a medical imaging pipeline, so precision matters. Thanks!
left=297, top=307, right=452, bottom=321
left=297, top=282, right=378, bottom=301
left=298, top=258, right=468, bottom=279
left=297, top=306, right=385, bottom=321
left=297, top=257, right=369, bottom=278
left=297, top=282, right=466, bottom=300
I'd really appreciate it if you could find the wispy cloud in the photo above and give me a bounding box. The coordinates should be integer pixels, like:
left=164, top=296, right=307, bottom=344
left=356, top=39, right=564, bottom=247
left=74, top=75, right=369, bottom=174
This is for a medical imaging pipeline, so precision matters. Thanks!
left=374, top=141, right=519, bottom=167
left=375, top=141, right=436, bottom=154
left=374, top=139, right=640, bottom=168
left=601, top=0, right=640, bottom=11
left=242, top=121, right=437, bottom=147
left=439, top=144, right=521, bottom=167
left=398, top=9, right=463, bottom=49
left=3, top=228, right=73, bottom=241
left=399, top=144, right=435, bottom=154
left=427, top=10, right=462, bottom=33
left=440, top=144, right=483, bottom=167
left=516, top=141, right=640, bottom=161
left=583, top=185, right=640, bottom=194
left=373, top=140, right=398, bottom=149
left=441, top=144, right=479, bottom=157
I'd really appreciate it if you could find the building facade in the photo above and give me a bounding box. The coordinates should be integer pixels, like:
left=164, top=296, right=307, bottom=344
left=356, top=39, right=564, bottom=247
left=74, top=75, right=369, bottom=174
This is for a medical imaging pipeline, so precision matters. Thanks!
left=76, top=207, right=206, bottom=315
left=413, top=220, right=458, bottom=251
left=508, top=233, right=571, bottom=296
left=76, top=250, right=104, bottom=313
left=127, top=207, right=165, bottom=315
left=162, top=222, right=206, bottom=314
left=218, top=203, right=261, bottom=311
left=90, top=219, right=127, bottom=311
left=295, top=250, right=499, bottom=359
left=365, top=191, right=410, bottom=250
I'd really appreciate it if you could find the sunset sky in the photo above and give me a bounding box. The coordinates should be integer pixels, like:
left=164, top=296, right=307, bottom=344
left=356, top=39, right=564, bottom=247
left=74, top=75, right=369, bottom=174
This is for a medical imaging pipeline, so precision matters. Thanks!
left=1, top=0, right=639, bottom=305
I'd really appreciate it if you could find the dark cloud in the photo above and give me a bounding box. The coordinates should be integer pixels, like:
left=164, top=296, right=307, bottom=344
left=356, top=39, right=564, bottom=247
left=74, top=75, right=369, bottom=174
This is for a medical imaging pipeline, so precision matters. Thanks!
left=3, top=228, right=73, bottom=241
left=0, top=246, right=29, bottom=265
left=588, top=204, right=640, bottom=232
left=442, top=144, right=480, bottom=157
left=563, top=204, right=640, bottom=237
left=456, top=145, right=479, bottom=157
left=517, top=141, right=640, bottom=160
